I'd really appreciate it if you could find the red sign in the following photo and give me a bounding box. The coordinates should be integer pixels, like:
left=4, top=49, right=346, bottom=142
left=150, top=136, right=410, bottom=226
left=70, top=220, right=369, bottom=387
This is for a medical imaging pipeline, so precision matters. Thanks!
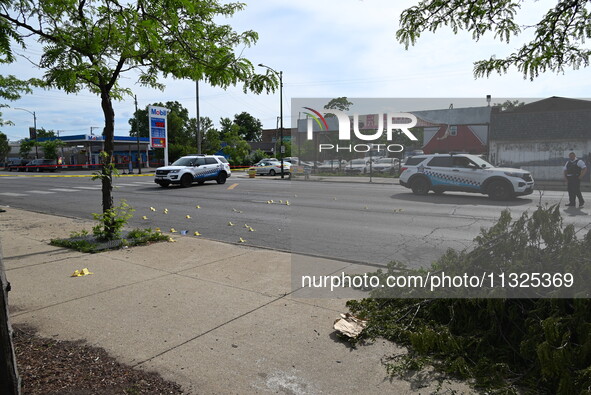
left=151, top=137, right=166, bottom=148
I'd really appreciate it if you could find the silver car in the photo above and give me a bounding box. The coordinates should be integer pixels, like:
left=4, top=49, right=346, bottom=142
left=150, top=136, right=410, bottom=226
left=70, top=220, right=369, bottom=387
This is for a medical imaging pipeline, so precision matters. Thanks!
left=369, top=157, right=400, bottom=173
left=344, top=159, right=369, bottom=174
left=249, top=161, right=291, bottom=176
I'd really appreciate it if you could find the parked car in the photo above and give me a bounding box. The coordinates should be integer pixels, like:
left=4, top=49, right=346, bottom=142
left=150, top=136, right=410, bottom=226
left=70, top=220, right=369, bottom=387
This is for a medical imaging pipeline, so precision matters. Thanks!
left=5, top=158, right=28, bottom=172
left=249, top=160, right=291, bottom=176
left=154, top=154, right=231, bottom=187
left=404, top=149, right=424, bottom=158
left=344, top=159, right=369, bottom=174
left=399, top=153, right=534, bottom=200
left=254, top=158, right=278, bottom=165
left=25, top=159, right=58, bottom=172
left=317, top=160, right=344, bottom=172
left=368, top=157, right=400, bottom=173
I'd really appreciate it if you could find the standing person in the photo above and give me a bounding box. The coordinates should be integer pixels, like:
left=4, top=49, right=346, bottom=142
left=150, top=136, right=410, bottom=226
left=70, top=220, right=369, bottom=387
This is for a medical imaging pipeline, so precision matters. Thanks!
left=563, top=152, right=587, bottom=207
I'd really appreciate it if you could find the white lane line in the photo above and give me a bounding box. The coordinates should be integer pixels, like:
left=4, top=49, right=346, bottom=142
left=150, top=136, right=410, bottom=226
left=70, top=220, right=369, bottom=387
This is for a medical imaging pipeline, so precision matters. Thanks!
left=73, top=186, right=101, bottom=190
left=28, top=190, right=57, bottom=194
left=113, top=183, right=141, bottom=187
left=49, top=188, right=80, bottom=192
left=0, top=192, right=28, bottom=197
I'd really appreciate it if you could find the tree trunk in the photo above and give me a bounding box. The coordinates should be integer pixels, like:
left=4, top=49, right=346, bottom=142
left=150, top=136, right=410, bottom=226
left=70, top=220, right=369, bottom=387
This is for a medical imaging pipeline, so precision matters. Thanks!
left=100, top=86, right=115, bottom=235
left=0, top=250, right=21, bottom=394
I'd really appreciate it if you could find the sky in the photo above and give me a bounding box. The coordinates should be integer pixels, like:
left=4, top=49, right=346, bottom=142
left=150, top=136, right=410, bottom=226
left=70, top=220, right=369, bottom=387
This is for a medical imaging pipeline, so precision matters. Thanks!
left=2, top=0, right=591, bottom=141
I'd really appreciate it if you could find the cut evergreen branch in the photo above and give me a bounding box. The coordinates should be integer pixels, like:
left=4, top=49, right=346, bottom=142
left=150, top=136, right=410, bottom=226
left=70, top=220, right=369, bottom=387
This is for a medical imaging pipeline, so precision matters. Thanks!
left=347, top=205, right=591, bottom=393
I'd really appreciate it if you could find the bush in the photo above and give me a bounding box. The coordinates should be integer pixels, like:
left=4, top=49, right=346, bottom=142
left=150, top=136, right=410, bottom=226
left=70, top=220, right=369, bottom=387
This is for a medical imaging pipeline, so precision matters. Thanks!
left=125, top=228, right=169, bottom=245
left=92, top=200, right=134, bottom=241
left=347, top=205, right=591, bottom=394
left=245, top=149, right=269, bottom=166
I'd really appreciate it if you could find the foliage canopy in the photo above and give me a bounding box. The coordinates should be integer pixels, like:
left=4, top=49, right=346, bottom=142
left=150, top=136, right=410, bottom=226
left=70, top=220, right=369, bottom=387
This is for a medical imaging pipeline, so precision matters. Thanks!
left=0, top=0, right=278, bottom=97
left=397, top=0, right=591, bottom=79
left=0, top=131, right=8, bottom=158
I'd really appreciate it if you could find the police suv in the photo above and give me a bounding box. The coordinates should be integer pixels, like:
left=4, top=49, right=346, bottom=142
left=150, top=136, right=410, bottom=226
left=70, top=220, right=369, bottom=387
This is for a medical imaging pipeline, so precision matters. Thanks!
left=154, top=155, right=231, bottom=187
left=399, top=153, right=534, bottom=200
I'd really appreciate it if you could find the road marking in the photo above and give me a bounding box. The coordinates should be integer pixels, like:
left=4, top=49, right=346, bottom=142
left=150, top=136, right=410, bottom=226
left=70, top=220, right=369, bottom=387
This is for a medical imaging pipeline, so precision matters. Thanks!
left=28, top=190, right=56, bottom=194
left=227, top=183, right=239, bottom=190
left=0, top=192, right=28, bottom=197
left=113, top=183, right=140, bottom=187
left=49, top=188, right=80, bottom=192
left=73, top=186, right=101, bottom=190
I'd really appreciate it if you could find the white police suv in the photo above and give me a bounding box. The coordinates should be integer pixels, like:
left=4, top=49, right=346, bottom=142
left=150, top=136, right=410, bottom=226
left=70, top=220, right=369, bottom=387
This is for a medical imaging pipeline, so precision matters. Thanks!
left=399, top=153, right=534, bottom=200
left=154, top=155, right=231, bottom=188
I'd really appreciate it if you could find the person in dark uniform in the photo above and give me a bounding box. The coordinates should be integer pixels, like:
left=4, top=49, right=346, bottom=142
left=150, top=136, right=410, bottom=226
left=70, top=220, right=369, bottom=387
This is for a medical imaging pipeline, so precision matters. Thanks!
left=563, top=152, right=587, bottom=207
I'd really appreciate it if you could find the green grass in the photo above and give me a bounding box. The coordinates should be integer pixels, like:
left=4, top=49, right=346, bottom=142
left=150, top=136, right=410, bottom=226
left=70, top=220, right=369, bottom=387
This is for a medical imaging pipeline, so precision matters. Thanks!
left=50, top=238, right=98, bottom=253
left=51, top=228, right=168, bottom=253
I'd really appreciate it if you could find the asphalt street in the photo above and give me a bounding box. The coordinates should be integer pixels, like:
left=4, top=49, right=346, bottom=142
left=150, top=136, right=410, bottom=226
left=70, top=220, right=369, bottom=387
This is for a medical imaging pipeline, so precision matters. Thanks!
left=1, top=171, right=589, bottom=269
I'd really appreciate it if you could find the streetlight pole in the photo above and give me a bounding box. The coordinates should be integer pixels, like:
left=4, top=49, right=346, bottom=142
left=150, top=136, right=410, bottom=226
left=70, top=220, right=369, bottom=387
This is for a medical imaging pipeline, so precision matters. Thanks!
left=134, top=95, right=141, bottom=173
left=196, top=80, right=202, bottom=154
left=258, top=64, right=285, bottom=178
left=14, top=107, right=38, bottom=159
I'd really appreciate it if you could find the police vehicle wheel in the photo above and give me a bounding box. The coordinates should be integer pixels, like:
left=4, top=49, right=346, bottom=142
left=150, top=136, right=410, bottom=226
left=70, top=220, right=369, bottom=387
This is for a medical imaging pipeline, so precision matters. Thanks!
left=488, top=180, right=512, bottom=200
left=411, top=177, right=430, bottom=195
left=269, top=169, right=276, bottom=176
left=180, top=174, right=193, bottom=188
left=216, top=172, right=227, bottom=184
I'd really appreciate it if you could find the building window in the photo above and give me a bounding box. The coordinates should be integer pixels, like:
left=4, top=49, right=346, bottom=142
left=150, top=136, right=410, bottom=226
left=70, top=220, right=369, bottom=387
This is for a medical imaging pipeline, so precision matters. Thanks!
left=449, top=125, right=458, bottom=136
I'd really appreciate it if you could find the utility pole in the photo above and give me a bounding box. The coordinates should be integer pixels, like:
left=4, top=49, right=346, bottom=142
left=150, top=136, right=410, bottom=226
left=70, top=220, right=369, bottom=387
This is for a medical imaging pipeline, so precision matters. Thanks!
left=134, top=95, right=141, bottom=174
left=196, top=81, right=201, bottom=154
left=33, top=113, right=37, bottom=159
left=279, top=70, right=284, bottom=178
left=15, top=107, right=38, bottom=159
left=258, top=64, right=285, bottom=178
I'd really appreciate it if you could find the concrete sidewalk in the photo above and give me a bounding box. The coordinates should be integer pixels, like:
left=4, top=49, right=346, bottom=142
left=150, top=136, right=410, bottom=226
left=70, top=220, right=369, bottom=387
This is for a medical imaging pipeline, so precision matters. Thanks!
left=0, top=208, right=473, bottom=394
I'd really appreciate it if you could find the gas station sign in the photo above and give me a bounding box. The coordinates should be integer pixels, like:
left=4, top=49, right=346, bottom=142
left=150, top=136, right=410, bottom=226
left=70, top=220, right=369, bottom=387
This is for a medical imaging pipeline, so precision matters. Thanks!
left=148, top=106, right=168, bottom=149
